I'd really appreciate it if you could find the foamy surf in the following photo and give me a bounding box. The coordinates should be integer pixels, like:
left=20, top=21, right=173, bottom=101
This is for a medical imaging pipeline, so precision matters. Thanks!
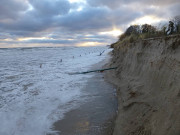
left=0, top=46, right=111, bottom=135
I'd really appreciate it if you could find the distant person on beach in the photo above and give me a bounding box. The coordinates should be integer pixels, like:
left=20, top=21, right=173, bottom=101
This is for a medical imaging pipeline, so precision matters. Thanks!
left=166, top=21, right=174, bottom=35
left=40, top=64, right=42, bottom=68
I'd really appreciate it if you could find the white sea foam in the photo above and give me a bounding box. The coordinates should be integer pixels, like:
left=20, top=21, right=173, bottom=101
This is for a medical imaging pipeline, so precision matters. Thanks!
left=0, top=46, right=111, bottom=135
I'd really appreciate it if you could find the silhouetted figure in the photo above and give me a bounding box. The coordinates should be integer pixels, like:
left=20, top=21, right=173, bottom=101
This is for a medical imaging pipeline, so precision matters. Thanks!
left=166, top=21, right=174, bottom=35
left=40, top=64, right=42, bottom=68
left=60, top=59, right=62, bottom=62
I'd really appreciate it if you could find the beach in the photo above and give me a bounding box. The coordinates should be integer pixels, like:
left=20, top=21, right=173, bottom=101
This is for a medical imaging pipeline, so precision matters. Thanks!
left=52, top=72, right=117, bottom=135
left=0, top=46, right=118, bottom=135
left=51, top=55, right=118, bottom=135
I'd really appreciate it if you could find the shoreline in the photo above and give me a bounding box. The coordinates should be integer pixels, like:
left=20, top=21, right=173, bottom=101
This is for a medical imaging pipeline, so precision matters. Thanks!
left=51, top=53, right=118, bottom=135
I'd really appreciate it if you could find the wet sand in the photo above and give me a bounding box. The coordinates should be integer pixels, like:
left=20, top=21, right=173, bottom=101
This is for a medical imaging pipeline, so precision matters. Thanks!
left=51, top=60, right=118, bottom=135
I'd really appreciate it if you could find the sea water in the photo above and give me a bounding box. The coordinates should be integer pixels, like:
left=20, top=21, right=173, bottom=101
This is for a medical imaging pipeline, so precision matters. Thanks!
left=0, top=46, right=111, bottom=135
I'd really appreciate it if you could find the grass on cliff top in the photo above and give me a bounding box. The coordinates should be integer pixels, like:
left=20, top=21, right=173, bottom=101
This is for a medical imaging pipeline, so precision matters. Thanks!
left=111, top=33, right=162, bottom=48
left=111, top=21, right=180, bottom=48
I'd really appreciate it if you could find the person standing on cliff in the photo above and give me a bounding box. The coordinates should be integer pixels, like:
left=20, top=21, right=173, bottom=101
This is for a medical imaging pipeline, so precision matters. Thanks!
left=166, top=21, right=174, bottom=35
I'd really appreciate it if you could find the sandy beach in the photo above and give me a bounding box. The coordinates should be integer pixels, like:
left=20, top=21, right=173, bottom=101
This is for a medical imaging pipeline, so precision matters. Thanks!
left=51, top=58, right=118, bottom=135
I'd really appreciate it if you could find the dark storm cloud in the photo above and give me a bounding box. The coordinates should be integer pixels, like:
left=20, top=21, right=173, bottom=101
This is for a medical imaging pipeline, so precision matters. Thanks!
left=28, top=0, right=70, bottom=16
left=86, top=0, right=180, bottom=20
left=4, top=12, right=53, bottom=32
left=56, top=6, right=141, bottom=32
left=57, top=7, right=111, bottom=31
left=0, top=0, right=71, bottom=35
left=0, top=4, right=141, bottom=37
left=0, top=0, right=28, bottom=20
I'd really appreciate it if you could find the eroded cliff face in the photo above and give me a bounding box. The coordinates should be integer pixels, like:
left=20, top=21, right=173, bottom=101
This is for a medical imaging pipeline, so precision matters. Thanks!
left=107, top=35, right=180, bottom=135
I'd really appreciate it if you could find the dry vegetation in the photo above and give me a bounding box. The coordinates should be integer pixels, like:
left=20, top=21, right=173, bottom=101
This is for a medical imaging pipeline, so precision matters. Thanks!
left=111, top=16, right=180, bottom=48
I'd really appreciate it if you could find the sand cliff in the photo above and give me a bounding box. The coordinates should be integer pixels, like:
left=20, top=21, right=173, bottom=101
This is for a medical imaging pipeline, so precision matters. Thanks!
left=106, top=35, right=180, bottom=135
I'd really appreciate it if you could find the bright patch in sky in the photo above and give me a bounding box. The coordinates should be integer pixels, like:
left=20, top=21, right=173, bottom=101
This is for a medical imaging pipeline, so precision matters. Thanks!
left=2, top=38, right=14, bottom=41
left=17, top=37, right=52, bottom=41
left=131, top=15, right=166, bottom=25
left=27, top=3, right=33, bottom=11
left=77, top=42, right=104, bottom=47
left=77, top=7, right=83, bottom=11
left=99, top=29, right=123, bottom=37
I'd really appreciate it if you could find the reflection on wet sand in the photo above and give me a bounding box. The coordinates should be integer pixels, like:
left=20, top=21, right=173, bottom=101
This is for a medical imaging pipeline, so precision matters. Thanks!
left=75, top=120, right=90, bottom=134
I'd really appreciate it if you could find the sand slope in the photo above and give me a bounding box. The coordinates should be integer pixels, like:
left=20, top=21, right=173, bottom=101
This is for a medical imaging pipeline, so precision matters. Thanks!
left=106, top=35, right=180, bottom=135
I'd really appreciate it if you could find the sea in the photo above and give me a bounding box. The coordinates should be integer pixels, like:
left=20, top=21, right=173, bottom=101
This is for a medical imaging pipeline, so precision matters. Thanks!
left=0, top=46, right=116, bottom=135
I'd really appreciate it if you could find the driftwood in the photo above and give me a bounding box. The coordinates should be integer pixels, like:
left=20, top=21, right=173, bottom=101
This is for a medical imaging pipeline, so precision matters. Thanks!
left=69, top=67, right=117, bottom=75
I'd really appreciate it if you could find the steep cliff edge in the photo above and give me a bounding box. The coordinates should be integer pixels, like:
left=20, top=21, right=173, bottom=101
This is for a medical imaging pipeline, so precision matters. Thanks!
left=106, top=35, right=180, bottom=135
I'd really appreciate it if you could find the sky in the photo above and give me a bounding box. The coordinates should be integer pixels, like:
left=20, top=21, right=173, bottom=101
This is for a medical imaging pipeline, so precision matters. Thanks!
left=0, top=0, right=179, bottom=48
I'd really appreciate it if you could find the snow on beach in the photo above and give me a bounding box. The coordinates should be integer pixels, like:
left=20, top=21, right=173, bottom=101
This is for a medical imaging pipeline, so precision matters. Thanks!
left=0, top=46, right=111, bottom=135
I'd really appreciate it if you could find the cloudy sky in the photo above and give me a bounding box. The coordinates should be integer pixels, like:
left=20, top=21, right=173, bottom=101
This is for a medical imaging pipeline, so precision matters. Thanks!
left=0, top=0, right=179, bottom=48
